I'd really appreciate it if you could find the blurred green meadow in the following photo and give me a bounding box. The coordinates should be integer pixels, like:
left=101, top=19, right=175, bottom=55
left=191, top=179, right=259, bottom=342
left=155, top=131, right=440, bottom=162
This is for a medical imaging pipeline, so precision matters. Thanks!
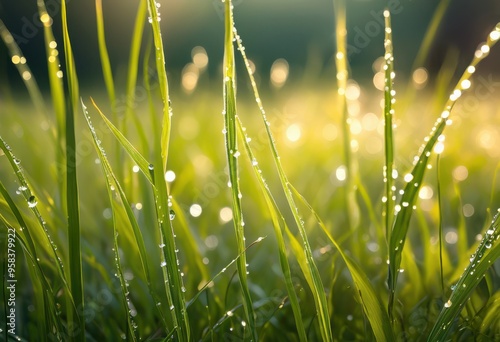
left=1, top=0, right=500, bottom=341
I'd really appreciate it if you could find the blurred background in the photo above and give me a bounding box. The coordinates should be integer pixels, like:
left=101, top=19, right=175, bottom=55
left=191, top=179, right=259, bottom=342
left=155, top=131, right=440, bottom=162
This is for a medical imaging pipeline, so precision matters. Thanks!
left=1, top=0, right=500, bottom=92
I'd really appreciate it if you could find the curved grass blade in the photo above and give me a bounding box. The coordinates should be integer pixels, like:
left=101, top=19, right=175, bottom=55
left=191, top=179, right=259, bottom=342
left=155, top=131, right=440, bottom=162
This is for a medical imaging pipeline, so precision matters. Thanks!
left=81, top=101, right=140, bottom=340
left=91, top=98, right=153, bottom=185
left=333, top=0, right=360, bottom=231
left=427, top=210, right=500, bottom=341
left=236, top=118, right=308, bottom=342
left=290, top=185, right=395, bottom=341
left=232, top=19, right=332, bottom=342
left=91, top=102, right=189, bottom=340
left=222, top=2, right=257, bottom=340
left=479, top=292, right=500, bottom=337
left=142, top=4, right=191, bottom=336
left=383, top=9, right=396, bottom=240
left=0, top=190, right=64, bottom=339
left=0, top=137, right=69, bottom=282
left=387, top=22, right=500, bottom=318
left=81, top=100, right=168, bottom=332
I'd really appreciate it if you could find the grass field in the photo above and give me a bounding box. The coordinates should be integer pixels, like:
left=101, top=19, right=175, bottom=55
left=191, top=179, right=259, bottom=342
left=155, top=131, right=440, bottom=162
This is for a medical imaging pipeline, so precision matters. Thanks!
left=1, top=0, right=500, bottom=341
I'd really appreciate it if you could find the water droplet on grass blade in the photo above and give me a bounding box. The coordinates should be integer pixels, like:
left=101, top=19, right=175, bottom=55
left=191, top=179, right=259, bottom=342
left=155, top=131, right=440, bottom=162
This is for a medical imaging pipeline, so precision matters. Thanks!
left=28, top=196, right=37, bottom=208
left=169, top=210, right=176, bottom=220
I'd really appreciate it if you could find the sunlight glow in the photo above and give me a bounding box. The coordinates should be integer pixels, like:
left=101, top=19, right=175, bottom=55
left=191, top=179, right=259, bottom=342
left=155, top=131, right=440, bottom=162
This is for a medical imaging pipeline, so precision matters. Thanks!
left=270, top=58, right=289, bottom=88
left=192, top=46, right=208, bottom=69
left=182, top=63, right=199, bottom=93
left=335, top=165, right=347, bottom=182
left=189, top=204, right=202, bottom=217
left=452, top=166, right=468, bottom=182
left=286, top=123, right=302, bottom=142
left=412, top=67, right=428, bottom=88
left=165, top=170, right=176, bottom=182
left=219, top=207, right=233, bottom=223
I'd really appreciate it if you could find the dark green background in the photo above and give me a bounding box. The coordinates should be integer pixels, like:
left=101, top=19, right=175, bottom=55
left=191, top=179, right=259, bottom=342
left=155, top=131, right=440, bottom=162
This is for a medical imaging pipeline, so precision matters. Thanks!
left=1, top=0, right=499, bottom=90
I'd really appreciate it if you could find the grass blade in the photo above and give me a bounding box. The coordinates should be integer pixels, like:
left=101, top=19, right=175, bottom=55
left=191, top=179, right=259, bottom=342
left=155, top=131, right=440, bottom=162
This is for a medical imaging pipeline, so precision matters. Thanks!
left=146, top=0, right=171, bottom=170
left=387, top=22, right=500, bottom=318
left=36, top=0, right=67, bottom=205
left=61, top=0, right=84, bottom=339
left=91, top=98, right=153, bottom=185
left=232, top=15, right=332, bottom=341
left=95, top=0, right=116, bottom=117
left=81, top=100, right=169, bottom=332
left=236, top=118, right=308, bottom=341
left=333, top=0, right=360, bottom=231
left=290, top=185, right=395, bottom=341
left=222, top=2, right=257, bottom=340
left=383, top=9, right=396, bottom=240
left=124, top=0, right=149, bottom=153
left=427, top=210, right=500, bottom=341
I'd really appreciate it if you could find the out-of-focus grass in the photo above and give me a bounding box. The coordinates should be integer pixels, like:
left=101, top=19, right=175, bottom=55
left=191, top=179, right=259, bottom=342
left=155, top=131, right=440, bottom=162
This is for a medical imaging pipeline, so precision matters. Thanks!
left=1, top=0, right=500, bottom=341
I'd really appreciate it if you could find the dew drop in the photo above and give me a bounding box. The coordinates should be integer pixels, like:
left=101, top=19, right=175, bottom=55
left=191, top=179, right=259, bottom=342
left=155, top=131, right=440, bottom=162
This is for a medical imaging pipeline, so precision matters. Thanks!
left=169, top=210, right=176, bottom=220
left=28, top=195, right=38, bottom=208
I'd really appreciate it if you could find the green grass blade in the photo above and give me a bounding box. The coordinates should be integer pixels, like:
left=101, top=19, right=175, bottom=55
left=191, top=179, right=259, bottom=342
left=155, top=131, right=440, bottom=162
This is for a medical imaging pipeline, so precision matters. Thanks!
left=95, top=0, right=116, bottom=117
left=290, top=185, right=395, bottom=341
left=232, top=16, right=332, bottom=341
left=124, top=0, right=149, bottom=153
left=427, top=210, right=500, bottom=341
left=82, top=101, right=139, bottom=340
left=0, top=137, right=74, bottom=338
left=36, top=0, right=67, bottom=206
left=142, top=5, right=191, bottom=335
left=222, top=2, right=257, bottom=340
left=383, top=9, right=395, bottom=240
left=333, top=0, right=360, bottom=231
left=236, top=118, right=308, bottom=342
left=81, top=100, right=168, bottom=331
left=436, top=155, right=445, bottom=294
left=151, top=165, right=190, bottom=341
left=0, top=187, right=64, bottom=339
left=61, top=0, right=84, bottom=339
left=146, top=0, right=171, bottom=170
left=388, top=22, right=500, bottom=317
left=91, top=98, right=153, bottom=185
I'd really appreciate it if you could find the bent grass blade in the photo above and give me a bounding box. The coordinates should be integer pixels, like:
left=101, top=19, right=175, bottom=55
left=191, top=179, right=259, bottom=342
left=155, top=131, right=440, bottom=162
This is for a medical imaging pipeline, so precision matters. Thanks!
left=232, top=23, right=332, bottom=342
left=290, top=185, right=395, bottom=342
left=427, top=210, right=500, bottom=341
left=236, top=118, right=308, bottom=342
left=81, top=100, right=169, bottom=332
left=388, top=22, right=500, bottom=318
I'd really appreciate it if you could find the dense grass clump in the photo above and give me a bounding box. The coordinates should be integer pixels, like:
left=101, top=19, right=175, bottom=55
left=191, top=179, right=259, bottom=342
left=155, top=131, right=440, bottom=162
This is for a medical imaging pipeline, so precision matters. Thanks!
left=1, top=0, right=500, bottom=341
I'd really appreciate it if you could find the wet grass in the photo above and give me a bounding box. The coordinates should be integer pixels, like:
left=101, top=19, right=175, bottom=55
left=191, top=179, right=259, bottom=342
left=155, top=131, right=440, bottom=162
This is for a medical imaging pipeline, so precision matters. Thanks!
left=1, top=0, right=500, bottom=341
